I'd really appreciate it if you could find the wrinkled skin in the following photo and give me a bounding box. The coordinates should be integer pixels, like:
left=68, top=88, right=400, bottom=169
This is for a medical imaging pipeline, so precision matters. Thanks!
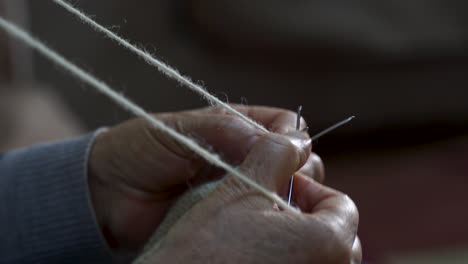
left=88, top=105, right=361, bottom=263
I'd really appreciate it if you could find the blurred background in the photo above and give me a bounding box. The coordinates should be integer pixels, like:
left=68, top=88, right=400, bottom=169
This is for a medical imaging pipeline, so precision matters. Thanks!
left=1, top=0, right=467, bottom=263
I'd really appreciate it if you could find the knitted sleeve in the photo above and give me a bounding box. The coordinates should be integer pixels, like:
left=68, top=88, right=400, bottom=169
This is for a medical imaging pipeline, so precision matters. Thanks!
left=0, top=132, right=112, bottom=263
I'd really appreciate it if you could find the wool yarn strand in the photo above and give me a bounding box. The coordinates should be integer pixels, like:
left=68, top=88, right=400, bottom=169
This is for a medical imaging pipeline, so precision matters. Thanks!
left=52, top=0, right=269, bottom=133
left=0, top=16, right=297, bottom=213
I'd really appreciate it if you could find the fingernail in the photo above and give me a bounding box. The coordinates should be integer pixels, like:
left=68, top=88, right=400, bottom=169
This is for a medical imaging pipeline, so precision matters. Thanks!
left=284, top=131, right=312, bottom=166
left=285, top=130, right=311, bottom=142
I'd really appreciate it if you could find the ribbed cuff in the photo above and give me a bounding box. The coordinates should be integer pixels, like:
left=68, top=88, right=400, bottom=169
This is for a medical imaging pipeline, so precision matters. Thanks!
left=1, top=132, right=112, bottom=263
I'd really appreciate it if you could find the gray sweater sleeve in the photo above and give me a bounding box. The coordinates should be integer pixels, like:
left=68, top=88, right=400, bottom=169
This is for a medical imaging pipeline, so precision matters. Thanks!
left=0, top=132, right=113, bottom=263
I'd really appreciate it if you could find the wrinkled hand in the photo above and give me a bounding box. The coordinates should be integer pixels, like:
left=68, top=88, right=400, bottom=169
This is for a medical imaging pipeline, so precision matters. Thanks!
left=145, top=131, right=360, bottom=264
left=88, top=105, right=360, bottom=263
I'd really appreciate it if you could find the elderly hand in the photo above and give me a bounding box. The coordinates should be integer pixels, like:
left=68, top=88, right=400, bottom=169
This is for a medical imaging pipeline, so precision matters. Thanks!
left=144, top=130, right=360, bottom=264
left=88, top=105, right=360, bottom=263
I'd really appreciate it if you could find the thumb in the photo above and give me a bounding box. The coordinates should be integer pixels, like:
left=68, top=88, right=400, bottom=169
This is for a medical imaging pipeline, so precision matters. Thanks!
left=238, top=131, right=311, bottom=193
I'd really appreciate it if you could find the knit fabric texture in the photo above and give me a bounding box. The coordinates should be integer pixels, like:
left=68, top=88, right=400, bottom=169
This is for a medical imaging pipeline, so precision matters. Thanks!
left=0, top=133, right=112, bottom=263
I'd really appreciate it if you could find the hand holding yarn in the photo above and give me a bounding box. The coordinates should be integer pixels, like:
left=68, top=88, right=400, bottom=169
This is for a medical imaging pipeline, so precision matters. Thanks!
left=87, top=105, right=325, bottom=252
left=143, top=128, right=361, bottom=264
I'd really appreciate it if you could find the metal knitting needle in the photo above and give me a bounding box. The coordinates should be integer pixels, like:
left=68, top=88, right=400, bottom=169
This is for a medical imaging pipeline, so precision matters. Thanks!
left=287, top=106, right=302, bottom=205
left=286, top=113, right=355, bottom=206
left=311, top=116, right=355, bottom=142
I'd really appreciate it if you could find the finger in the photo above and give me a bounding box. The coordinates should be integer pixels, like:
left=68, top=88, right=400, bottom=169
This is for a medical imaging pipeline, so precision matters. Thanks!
left=297, top=153, right=325, bottom=183
left=237, top=132, right=311, bottom=193
left=292, top=174, right=359, bottom=247
left=290, top=175, right=359, bottom=263
left=235, top=104, right=308, bottom=134
left=142, top=113, right=266, bottom=185
left=159, top=112, right=264, bottom=163
left=278, top=152, right=324, bottom=198
left=203, top=104, right=308, bottom=134
left=102, top=112, right=266, bottom=194
left=352, top=237, right=362, bottom=264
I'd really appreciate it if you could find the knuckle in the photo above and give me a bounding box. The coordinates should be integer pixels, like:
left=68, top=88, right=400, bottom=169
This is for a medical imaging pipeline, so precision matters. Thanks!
left=205, top=105, right=229, bottom=115
left=302, top=218, right=353, bottom=264
left=322, top=222, right=354, bottom=264
left=220, top=115, right=254, bottom=135
left=307, top=194, right=359, bottom=264
left=342, top=194, right=360, bottom=232
left=224, top=114, right=245, bottom=127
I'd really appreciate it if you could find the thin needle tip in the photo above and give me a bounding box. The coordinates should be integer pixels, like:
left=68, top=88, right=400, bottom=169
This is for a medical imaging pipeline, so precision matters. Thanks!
left=311, top=115, right=356, bottom=141
left=288, top=105, right=303, bottom=205
left=296, top=105, right=302, bottom=130
left=342, top=116, right=356, bottom=124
